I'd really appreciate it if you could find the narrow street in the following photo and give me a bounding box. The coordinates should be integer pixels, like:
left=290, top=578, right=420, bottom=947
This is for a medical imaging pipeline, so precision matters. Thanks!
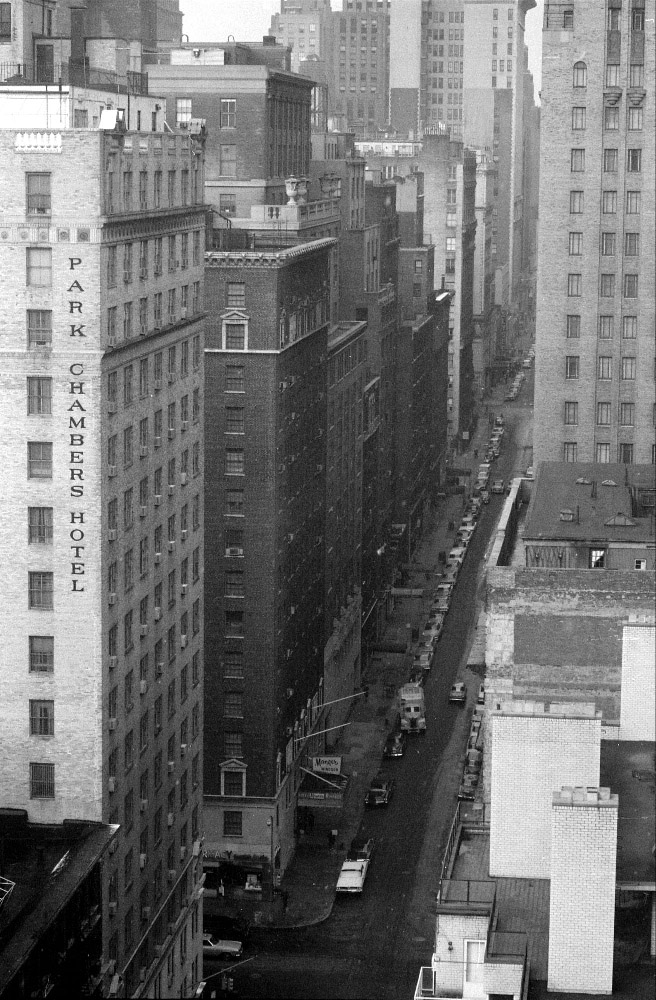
left=212, top=381, right=534, bottom=999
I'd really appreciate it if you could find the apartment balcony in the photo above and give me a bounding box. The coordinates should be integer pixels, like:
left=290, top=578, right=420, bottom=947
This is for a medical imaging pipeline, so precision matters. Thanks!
left=246, top=198, right=341, bottom=228
left=0, top=61, right=148, bottom=94
left=414, top=933, right=527, bottom=1000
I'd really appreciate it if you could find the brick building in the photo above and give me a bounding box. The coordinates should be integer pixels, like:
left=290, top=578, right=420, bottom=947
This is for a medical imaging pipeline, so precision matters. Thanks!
left=534, top=0, right=656, bottom=465
left=203, top=239, right=335, bottom=879
left=0, top=75, right=206, bottom=997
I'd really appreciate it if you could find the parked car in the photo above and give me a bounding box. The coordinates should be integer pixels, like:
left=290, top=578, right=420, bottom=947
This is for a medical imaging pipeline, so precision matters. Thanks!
left=522, top=358, right=532, bottom=368
left=525, top=465, right=535, bottom=479
left=458, top=773, right=479, bottom=800
left=202, top=934, right=244, bottom=960
left=477, top=683, right=485, bottom=705
left=383, top=731, right=407, bottom=758
left=449, top=682, right=467, bottom=704
left=347, top=836, right=375, bottom=862
left=447, top=546, right=467, bottom=566
left=421, top=625, right=442, bottom=644
left=365, top=775, right=395, bottom=807
left=424, top=612, right=445, bottom=630
left=203, top=916, right=249, bottom=946
left=456, top=527, right=475, bottom=546
left=337, top=840, right=374, bottom=893
left=491, top=479, right=505, bottom=494
left=413, top=652, right=433, bottom=674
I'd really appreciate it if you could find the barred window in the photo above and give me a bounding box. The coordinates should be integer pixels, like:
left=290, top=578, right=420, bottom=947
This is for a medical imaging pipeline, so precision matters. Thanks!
left=29, top=635, right=54, bottom=672
left=26, top=173, right=51, bottom=214
left=223, top=811, right=242, bottom=836
left=28, top=507, right=53, bottom=543
left=27, top=310, right=52, bottom=348
left=30, top=762, right=55, bottom=798
left=224, top=693, right=243, bottom=718
left=225, top=449, right=244, bottom=475
left=29, top=571, right=53, bottom=609
left=30, top=699, right=54, bottom=736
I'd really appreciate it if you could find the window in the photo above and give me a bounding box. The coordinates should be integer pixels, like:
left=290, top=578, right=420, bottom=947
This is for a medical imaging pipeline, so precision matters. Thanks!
left=632, top=8, right=645, bottom=30
left=564, top=402, right=578, bottom=425
left=627, top=148, right=642, bottom=172
left=220, top=99, right=236, bottom=128
left=28, top=507, right=53, bottom=544
left=623, top=274, right=638, bottom=298
left=621, top=356, right=636, bottom=380
left=29, top=572, right=53, bottom=609
left=565, top=356, right=579, bottom=379
left=30, top=635, right=54, bottom=672
left=596, top=402, right=611, bottom=426
left=570, top=149, right=585, bottom=172
left=571, top=107, right=586, bottom=129
left=628, top=107, right=643, bottom=131
left=223, top=811, right=242, bottom=837
left=563, top=441, right=577, bottom=462
left=622, top=316, right=637, bottom=340
left=219, top=194, right=237, bottom=217
left=568, top=233, right=582, bottom=255
left=30, top=762, right=55, bottom=798
left=569, top=190, right=583, bottom=214
left=626, top=191, right=640, bottom=214
left=224, top=323, right=246, bottom=350
left=603, top=148, right=618, bottom=172
left=27, top=310, right=52, bottom=348
left=573, top=61, right=587, bottom=87
left=590, top=546, right=607, bottom=567
left=123, top=170, right=133, bottom=211
left=225, top=733, right=243, bottom=757
left=567, top=274, right=581, bottom=296
left=625, top=233, right=640, bottom=257
left=566, top=315, right=580, bottom=339
left=225, top=571, right=244, bottom=598
left=629, top=64, right=644, bottom=87
left=26, top=173, right=51, bottom=215
left=600, top=274, right=615, bottom=297
left=595, top=445, right=611, bottom=465
left=598, top=316, right=613, bottom=340
left=602, top=191, right=617, bottom=214
left=30, top=700, right=54, bottom=736
left=26, top=248, right=52, bottom=286
left=225, top=407, right=244, bottom=434
left=123, top=301, right=133, bottom=339
left=601, top=232, right=616, bottom=256
left=620, top=403, right=635, bottom=426
left=597, top=356, right=612, bottom=380
left=225, top=449, right=244, bottom=475
left=608, top=7, right=620, bottom=29
left=176, top=98, right=192, bottom=128
left=0, top=3, right=11, bottom=39
left=227, top=283, right=245, bottom=308
left=619, top=443, right=634, bottom=465
left=225, top=610, right=243, bottom=637
left=604, top=107, right=619, bottom=130
left=123, top=425, right=133, bottom=467
left=219, top=145, right=237, bottom=177
left=606, top=64, right=620, bottom=87
left=226, top=365, right=244, bottom=392
left=223, top=770, right=245, bottom=797
left=27, top=377, right=52, bottom=415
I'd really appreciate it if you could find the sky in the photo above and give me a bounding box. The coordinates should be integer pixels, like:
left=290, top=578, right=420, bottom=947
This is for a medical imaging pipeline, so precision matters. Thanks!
left=179, top=1, right=544, bottom=100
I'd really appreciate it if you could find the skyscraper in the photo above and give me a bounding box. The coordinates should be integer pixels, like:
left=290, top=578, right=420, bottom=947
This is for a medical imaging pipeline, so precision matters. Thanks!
left=534, top=0, right=655, bottom=466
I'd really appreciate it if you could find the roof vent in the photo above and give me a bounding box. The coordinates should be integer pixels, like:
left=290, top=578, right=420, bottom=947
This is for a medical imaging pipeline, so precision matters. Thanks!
left=604, top=512, right=636, bottom=526
left=601, top=479, right=618, bottom=486
left=559, top=508, right=575, bottom=522
left=575, top=477, right=591, bottom=485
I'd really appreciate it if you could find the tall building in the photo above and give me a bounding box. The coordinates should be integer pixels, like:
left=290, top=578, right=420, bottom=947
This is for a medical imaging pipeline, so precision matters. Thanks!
left=271, top=0, right=335, bottom=73
left=534, top=0, right=655, bottom=466
left=0, top=63, right=206, bottom=997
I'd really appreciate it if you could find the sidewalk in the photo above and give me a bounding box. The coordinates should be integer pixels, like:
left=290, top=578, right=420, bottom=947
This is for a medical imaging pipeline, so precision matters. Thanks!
left=274, top=392, right=508, bottom=929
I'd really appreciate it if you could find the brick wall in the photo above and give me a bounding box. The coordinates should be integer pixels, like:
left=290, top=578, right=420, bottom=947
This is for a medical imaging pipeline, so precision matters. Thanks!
left=618, top=623, right=656, bottom=740
left=490, top=705, right=601, bottom=878
left=548, top=786, right=617, bottom=994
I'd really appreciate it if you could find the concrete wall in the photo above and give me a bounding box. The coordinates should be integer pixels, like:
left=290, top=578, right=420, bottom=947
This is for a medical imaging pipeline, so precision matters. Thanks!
left=619, top=623, right=656, bottom=741
left=548, top=786, right=617, bottom=995
left=490, top=704, right=601, bottom=878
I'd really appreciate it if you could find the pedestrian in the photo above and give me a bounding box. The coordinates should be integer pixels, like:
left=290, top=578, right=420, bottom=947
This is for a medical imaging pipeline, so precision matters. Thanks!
left=282, top=889, right=289, bottom=911
left=308, top=811, right=315, bottom=833
left=474, top=448, right=478, bottom=459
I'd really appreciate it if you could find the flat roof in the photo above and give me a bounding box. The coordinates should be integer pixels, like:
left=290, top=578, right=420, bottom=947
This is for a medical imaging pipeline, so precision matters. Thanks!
left=600, top=740, right=656, bottom=888
left=524, top=462, right=656, bottom=543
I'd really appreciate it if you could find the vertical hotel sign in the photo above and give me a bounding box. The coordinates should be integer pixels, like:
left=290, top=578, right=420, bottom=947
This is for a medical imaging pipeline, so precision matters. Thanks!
left=67, top=256, right=88, bottom=591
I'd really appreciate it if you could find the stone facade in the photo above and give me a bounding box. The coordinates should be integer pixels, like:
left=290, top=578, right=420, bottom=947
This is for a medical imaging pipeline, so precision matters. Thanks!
left=618, top=622, right=656, bottom=741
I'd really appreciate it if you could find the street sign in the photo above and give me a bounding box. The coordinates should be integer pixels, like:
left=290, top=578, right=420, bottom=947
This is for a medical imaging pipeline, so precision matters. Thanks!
left=311, top=755, right=342, bottom=775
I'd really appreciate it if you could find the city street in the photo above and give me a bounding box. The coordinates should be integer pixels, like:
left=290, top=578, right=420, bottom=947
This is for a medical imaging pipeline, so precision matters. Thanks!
left=219, top=383, right=534, bottom=999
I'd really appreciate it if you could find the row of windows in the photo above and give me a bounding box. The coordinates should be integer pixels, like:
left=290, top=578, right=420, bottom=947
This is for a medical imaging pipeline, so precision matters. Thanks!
left=108, top=665, right=200, bottom=741
left=567, top=273, right=640, bottom=298
left=570, top=188, right=641, bottom=214
left=107, top=595, right=200, bottom=660
left=107, top=493, right=200, bottom=549
left=563, top=442, right=647, bottom=465
left=107, top=535, right=201, bottom=595
left=564, top=355, right=637, bottom=380
left=108, top=345, right=200, bottom=400
left=568, top=232, right=641, bottom=256
left=566, top=314, right=639, bottom=340
left=107, top=425, right=201, bottom=473
left=571, top=147, right=643, bottom=172
left=106, top=165, right=198, bottom=214
left=563, top=401, right=639, bottom=426
left=107, top=234, right=202, bottom=284
left=572, top=99, right=645, bottom=131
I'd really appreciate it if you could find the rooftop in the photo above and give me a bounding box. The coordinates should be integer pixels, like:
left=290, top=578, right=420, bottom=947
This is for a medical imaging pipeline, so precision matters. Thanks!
left=524, top=463, right=656, bottom=543
left=205, top=236, right=338, bottom=268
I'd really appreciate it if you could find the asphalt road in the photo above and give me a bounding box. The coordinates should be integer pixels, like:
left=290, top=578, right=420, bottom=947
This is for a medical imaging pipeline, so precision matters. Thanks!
left=217, top=385, right=534, bottom=1000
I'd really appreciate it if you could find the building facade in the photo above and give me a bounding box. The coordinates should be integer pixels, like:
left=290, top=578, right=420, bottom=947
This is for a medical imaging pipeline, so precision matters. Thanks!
left=534, top=0, right=655, bottom=465
left=0, top=83, right=206, bottom=998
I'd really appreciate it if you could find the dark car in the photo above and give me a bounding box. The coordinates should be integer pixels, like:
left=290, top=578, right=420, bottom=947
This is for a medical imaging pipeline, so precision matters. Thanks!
left=365, top=775, right=395, bottom=807
left=383, top=731, right=407, bottom=758
left=347, top=836, right=375, bottom=862
left=203, top=915, right=249, bottom=946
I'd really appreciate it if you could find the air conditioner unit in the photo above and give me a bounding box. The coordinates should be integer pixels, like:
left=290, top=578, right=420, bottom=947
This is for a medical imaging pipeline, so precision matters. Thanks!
left=139, top=327, right=147, bottom=337
left=140, top=445, right=148, bottom=458
left=139, top=268, right=147, bottom=280
left=168, top=760, right=175, bottom=775
left=167, top=921, right=176, bottom=936
left=154, top=552, right=161, bottom=564
left=140, top=624, right=148, bottom=637
left=192, top=840, right=201, bottom=857
left=168, top=484, right=175, bottom=495
left=154, top=436, right=162, bottom=449
left=108, top=529, right=117, bottom=542
left=154, top=494, right=162, bottom=506
left=180, top=529, right=188, bottom=541
left=225, top=546, right=241, bottom=557
left=153, top=379, right=162, bottom=391
left=108, top=400, right=117, bottom=413
left=140, top=853, right=147, bottom=869
left=109, top=839, right=117, bottom=855
left=108, top=901, right=117, bottom=917
left=168, top=373, right=175, bottom=384
left=140, top=679, right=148, bottom=695
left=108, top=717, right=118, bottom=731
left=180, top=634, right=187, bottom=648
left=123, top=270, right=131, bottom=283
left=140, top=505, right=147, bottom=518
left=168, top=540, right=175, bottom=552
left=139, top=964, right=147, bottom=982
left=106, top=960, right=116, bottom=976
left=180, top=473, right=188, bottom=486
left=156, top=662, right=164, bottom=678
left=180, top=845, right=187, bottom=860
left=108, top=465, right=117, bottom=478
left=180, top=743, right=187, bottom=756
left=167, top=867, right=176, bottom=880
left=109, top=655, right=118, bottom=669
left=109, top=973, right=120, bottom=998
left=108, top=776, right=116, bottom=793
left=154, top=607, right=161, bottom=621
left=140, top=799, right=148, bottom=813
left=180, top=307, right=187, bottom=319
left=168, top=428, right=175, bottom=440
left=154, top=944, right=163, bottom=958
left=108, top=592, right=117, bottom=605
left=181, top=420, right=188, bottom=432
